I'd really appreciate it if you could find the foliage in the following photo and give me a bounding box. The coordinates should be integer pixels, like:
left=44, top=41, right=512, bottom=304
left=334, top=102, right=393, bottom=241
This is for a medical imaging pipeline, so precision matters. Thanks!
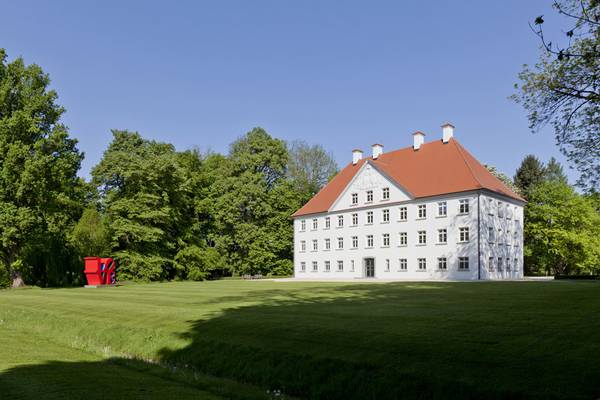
left=544, top=156, right=569, bottom=184
left=512, top=0, right=600, bottom=190
left=91, top=130, right=192, bottom=281
left=514, top=154, right=547, bottom=198
left=287, top=140, right=338, bottom=202
left=0, top=49, right=84, bottom=287
left=525, top=180, right=600, bottom=275
left=70, top=208, right=112, bottom=258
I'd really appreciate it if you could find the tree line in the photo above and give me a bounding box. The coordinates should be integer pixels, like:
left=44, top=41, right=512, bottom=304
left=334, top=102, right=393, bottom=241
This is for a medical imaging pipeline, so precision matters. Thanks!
left=0, top=49, right=337, bottom=287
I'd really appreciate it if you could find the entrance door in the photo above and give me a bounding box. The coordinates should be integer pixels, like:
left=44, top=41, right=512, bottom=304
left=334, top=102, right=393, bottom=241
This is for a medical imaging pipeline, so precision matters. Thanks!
left=365, top=258, right=375, bottom=278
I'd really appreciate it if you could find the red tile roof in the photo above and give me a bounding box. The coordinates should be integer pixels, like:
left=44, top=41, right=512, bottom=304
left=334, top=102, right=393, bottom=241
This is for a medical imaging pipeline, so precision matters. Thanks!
left=292, top=138, right=524, bottom=217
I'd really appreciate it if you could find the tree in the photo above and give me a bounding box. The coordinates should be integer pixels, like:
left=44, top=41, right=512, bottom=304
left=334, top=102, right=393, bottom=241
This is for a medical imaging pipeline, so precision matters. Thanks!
left=514, top=155, right=546, bottom=197
left=287, top=140, right=338, bottom=202
left=512, top=0, right=599, bottom=190
left=544, top=157, right=569, bottom=184
left=0, top=49, right=84, bottom=287
left=525, top=180, right=600, bottom=275
left=91, top=130, right=189, bottom=281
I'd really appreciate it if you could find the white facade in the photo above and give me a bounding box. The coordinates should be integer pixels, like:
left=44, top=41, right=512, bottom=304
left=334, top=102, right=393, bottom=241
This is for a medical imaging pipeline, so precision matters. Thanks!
left=293, top=162, right=524, bottom=280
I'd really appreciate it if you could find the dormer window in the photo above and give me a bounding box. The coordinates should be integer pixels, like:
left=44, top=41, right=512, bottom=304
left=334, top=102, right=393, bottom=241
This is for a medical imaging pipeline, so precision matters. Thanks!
left=351, top=193, right=358, bottom=205
left=382, top=187, right=390, bottom=200
left=366, top=190, right=373, bottom=203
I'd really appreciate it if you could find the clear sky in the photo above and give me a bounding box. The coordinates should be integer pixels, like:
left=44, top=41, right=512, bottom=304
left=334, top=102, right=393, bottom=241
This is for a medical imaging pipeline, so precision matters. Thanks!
left=2, top=0, right=575, bottom=182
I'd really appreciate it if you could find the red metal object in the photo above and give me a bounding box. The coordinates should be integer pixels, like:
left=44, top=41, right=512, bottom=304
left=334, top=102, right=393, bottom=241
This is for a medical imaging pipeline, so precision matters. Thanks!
left=84, top=257, right=116, bottom=286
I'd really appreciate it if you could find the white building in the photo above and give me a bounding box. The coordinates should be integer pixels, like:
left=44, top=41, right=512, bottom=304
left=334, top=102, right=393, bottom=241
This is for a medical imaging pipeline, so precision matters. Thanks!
left=292, top=124, right=525, bottom=280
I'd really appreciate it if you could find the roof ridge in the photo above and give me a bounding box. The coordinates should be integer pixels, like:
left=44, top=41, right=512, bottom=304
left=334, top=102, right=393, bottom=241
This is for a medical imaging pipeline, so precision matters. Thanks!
left=452, top=139, right=484, bottom=189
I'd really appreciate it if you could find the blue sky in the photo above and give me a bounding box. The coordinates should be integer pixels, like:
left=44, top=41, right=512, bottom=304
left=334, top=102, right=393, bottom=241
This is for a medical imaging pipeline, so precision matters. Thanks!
left=2, top=0, right=574, bottom=182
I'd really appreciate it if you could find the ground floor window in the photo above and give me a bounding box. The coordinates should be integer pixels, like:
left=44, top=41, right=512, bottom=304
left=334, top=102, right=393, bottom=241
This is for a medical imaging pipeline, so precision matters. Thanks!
left=325, top=261, right=331, bottom=272
left=437, top=257, right=447, bottom=270
left=385, top=259, right=390, bottom=272
left=418, top=258, right=427, bottom=271
left=458, top=257, right=469, bottom=271
left=488, top=257, right=494, bottom=271
left=337, top=260, right=343, bottom=272
left=312, top=261, right=318, bottom=272
left=350, top=260, right=355, bottom=272
left=300, top=262, right=306, bottom=272
left=399, top=258, right=407, bottom=271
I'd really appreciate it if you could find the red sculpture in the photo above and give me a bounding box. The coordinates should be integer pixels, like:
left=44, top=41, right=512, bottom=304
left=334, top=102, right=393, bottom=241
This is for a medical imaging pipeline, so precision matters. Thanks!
left=84, top=257, right=116, bottom=286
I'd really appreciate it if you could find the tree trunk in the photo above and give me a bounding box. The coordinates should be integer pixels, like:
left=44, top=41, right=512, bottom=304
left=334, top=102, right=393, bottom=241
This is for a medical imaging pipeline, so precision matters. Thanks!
left=11, top=270, right=25, bottom=288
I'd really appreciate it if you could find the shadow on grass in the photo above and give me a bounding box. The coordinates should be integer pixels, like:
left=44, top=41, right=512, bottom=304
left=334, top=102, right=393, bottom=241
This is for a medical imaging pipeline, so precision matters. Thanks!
left=1, top=282, right=599, bottom=400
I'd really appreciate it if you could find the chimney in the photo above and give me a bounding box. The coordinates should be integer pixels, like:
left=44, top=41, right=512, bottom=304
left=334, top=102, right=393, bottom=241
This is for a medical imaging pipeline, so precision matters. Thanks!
left=442, top=122, right=455, bottom=143
left=352, top=149, right=363, bottom=165
left=413, top=131, right=425, bottom=150
left=372, top=144, right=383, bottom=159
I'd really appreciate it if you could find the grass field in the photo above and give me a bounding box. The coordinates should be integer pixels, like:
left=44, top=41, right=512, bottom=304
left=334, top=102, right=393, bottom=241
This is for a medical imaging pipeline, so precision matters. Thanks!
left=1, top=280, right=599, bottom=399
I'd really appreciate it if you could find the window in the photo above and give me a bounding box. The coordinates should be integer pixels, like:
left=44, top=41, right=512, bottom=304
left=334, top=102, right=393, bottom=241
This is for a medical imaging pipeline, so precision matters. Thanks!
left=498, top=202, right=504, bottom=218
left=438, top=229, right=447, bottom=244
left=337, top=215, right=344, bottom=228
left=418, top=204, right=427, bottom=219
left=488, top=227, right=495, bottom=242
left=366, top=190, right=373, bottom=202
left=312, top=239, right=318, bottom=251
left=399, top=258, right=407, bottom=271
left=458, top=257, right=469, bottom=270
left=497, top=257, right=503, bottom=271
left=438, top=201, right=447, bottom=217
left=301, top=220, right=306, bottom=231
left=488, top=198, right=494, bottom=215
left=513, top=231, right=519, bottom=246
left=505, top=258, right=511, bottom=272
left=382, top=233, right=390, bottom=247
left=324, top=261, right=331, bottom=272
left=350, top=260, right=355, bottom=272
left=352, top=213, right=358, bottom=226
left=488, top=257, right=494, bottom=271
left=366, top=235, right=374, bottom=248
left=459, top=227, right=470, bottom=242
left=507, top=206, right=513, bottom=219
left=351, top=193, right=358, bottom=205
left=382, top=209, right=390, bottom=223
left=497, top=228, right=503, bottom=245
left=312, top=218, right=318, bottom=230
left=312, top=261, right=318, bottom=272
left=366, top=211, right=374, bottom=224
left=459, top=199, right=470, bottom=214
left=418, top=230, right=426, bottom=245
left=418, top=258, right=427, bottom=271
left=514, top=258, right=519, bottom=271
left=382, top=187, right=390, bottom=200
left=399, top=206, right=407, bottom=221
left=399, top=232, right=407, bottom=246
left=385, top=259, right=390, bottom=271
left=325, top=217, right=330, bottom=229
left=438, top=257, right=447, bottom=270
left=337, top=260, right=344, bottom=272
left=352, top=236, right=358, bottom=249
left=324, top=238, right=331, bottom=251
left=337, top=237, right=344, bottom=249
left=300, top=240, right=306, bottom=252
left=300, top=262, right=306, bottom=272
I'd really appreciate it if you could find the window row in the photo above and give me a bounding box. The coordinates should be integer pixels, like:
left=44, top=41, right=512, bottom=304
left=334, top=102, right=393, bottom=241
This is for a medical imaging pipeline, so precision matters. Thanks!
left=487, top=227, right=520, bottom=246
left=487, top=199, right=519, bottom=220
left=487, top=257, right=520, bottom=273
left=299, top=199, right=471, bottom=231
left=299, top=227, right=470, bottom=252
left=298, top=257, right=471, bottom=273
left=351, top=187, right=390, bottom=206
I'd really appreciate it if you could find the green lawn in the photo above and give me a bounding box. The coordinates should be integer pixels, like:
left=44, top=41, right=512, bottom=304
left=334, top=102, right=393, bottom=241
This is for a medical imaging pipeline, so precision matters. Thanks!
left=1, top=281, right=599, bottom=399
